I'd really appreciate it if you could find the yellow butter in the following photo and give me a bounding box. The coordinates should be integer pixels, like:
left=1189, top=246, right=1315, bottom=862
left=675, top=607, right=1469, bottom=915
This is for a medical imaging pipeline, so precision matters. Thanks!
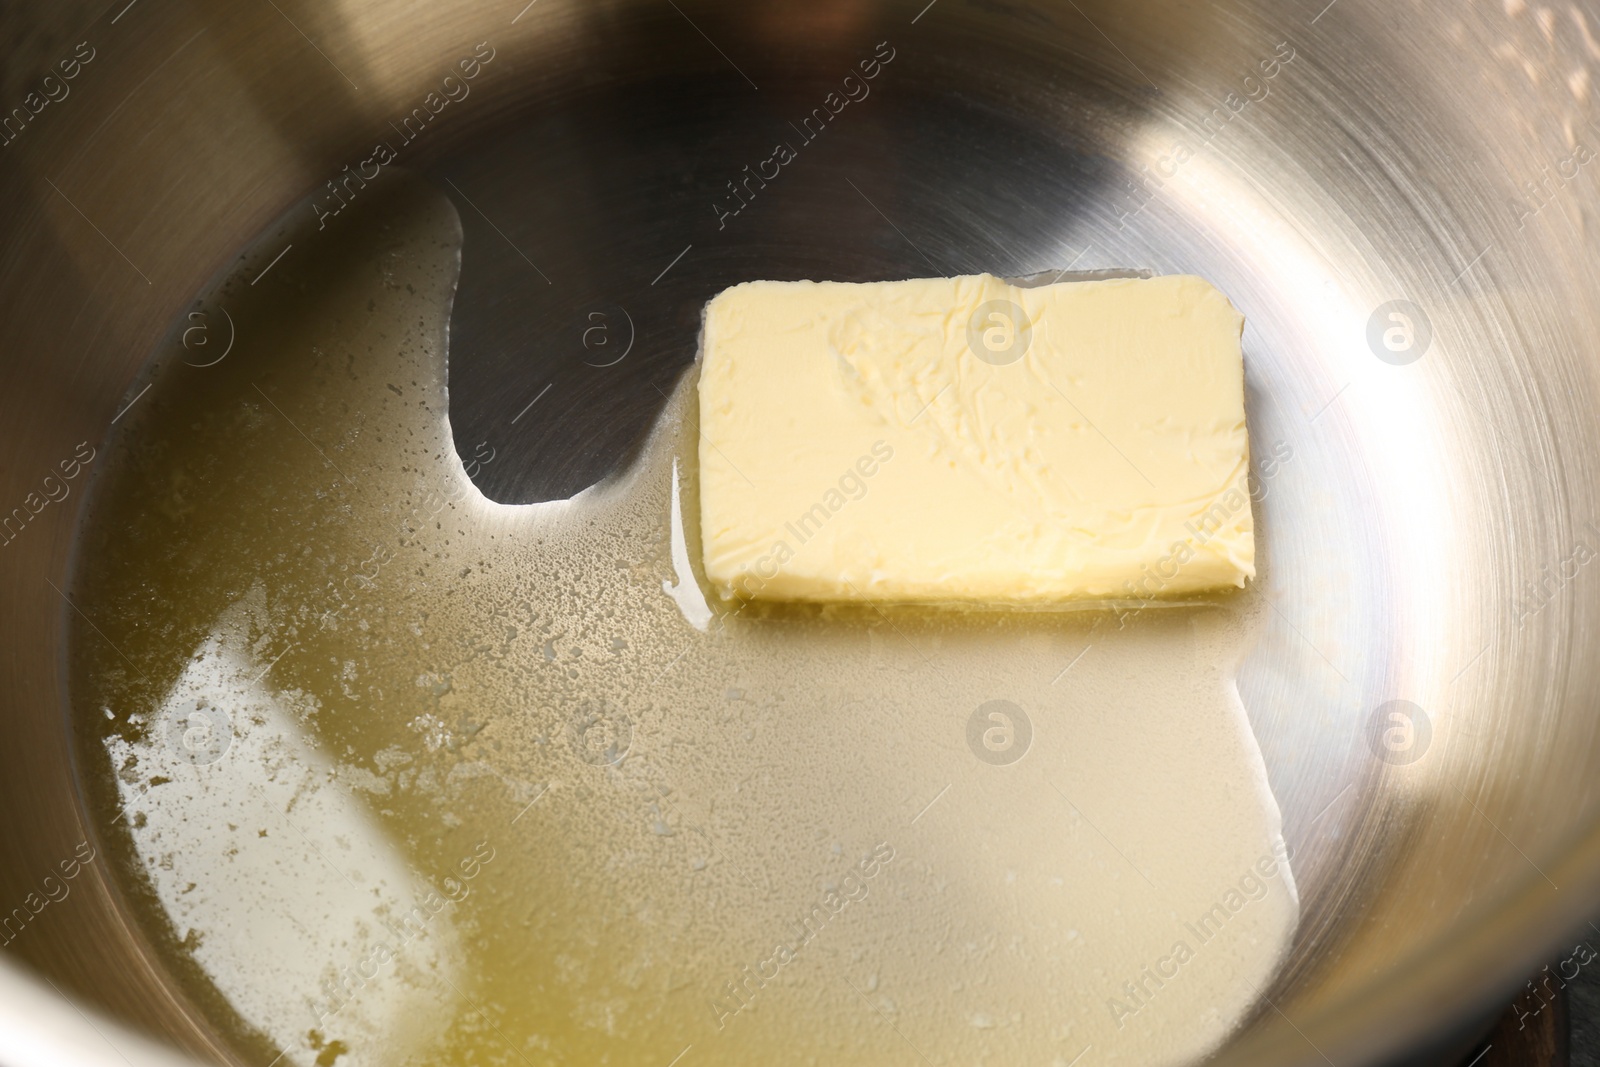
left=696, top=273, right=1254, bottom=604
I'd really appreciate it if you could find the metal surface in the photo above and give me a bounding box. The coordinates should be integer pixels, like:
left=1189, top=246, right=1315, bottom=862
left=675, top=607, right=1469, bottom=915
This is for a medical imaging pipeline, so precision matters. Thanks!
left=2, top=0, right=1600, bottom=1065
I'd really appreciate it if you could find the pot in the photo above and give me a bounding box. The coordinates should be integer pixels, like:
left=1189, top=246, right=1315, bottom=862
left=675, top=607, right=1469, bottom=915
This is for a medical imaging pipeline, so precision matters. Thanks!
left=3, top=1, right=1599, bottom=1064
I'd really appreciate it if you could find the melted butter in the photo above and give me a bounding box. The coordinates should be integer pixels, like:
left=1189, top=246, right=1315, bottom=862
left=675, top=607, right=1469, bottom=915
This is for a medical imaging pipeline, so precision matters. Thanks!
left=69, top=171, right=1297, bottom=1067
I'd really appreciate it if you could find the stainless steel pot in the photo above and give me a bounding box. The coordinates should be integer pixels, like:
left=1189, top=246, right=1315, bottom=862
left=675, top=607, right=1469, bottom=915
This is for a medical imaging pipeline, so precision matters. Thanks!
left=4, top=0, right=1600, bottom=1064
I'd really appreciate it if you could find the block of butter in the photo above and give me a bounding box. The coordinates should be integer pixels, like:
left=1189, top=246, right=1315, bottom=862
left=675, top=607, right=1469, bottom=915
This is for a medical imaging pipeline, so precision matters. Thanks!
left=695, top=273, right=1254, bottom=604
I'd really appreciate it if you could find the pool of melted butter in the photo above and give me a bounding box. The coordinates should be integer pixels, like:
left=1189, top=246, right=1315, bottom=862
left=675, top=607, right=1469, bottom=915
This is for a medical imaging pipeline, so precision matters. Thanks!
left=69, top=171, right=1296, bottom=1067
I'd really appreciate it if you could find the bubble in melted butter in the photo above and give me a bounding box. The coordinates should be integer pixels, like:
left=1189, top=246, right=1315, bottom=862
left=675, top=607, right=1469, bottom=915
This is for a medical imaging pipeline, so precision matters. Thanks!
left=70, top=170, right=1297, bottom=1067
